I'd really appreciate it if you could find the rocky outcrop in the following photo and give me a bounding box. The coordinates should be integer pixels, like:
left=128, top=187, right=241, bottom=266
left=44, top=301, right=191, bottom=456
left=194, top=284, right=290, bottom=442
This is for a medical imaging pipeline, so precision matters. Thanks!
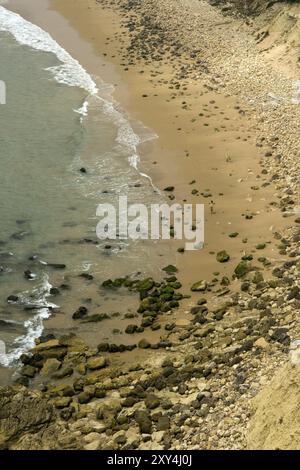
left=0, top=386, right=54, bottom=449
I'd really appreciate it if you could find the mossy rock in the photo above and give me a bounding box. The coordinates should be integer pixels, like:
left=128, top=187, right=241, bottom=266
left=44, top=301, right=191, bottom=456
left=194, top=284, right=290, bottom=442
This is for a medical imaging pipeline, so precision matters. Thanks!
left=136, top=278, right=155, bottom=292
left=256, top=243, right=266, bottom=250
left=234, top=260, right=250, bottom=279
left=166, top=276, right=177, bottom=283
left=191, top=280, right=207, bottom=292
left=168, top=281, right=182, bottom=290
left=82, top=313, right=109, bottom=323
left=162, top=265, right=178, bottom=274
left=252, top=271, right=264, bottom=284
left=242, top=254, right=253, bottom=261
left=221, top=276, right=230, bottom=286
left=216, top=250, right=230, bottom=263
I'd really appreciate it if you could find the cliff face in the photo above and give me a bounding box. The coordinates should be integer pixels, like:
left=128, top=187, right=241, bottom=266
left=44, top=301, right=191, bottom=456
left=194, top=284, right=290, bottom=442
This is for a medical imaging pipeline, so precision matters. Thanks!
left=221, top=0, right=300, bottom=72
left=247, top=361, right=300, bottom=449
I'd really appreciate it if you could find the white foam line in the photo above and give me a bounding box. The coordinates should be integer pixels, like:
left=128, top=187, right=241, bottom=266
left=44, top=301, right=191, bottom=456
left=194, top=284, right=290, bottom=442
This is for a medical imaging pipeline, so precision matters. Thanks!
left=0, top=5, right=98, bottom=94
left=0, top=275, right=57, bottom=367
left=0, top=5, right=160, bottom=188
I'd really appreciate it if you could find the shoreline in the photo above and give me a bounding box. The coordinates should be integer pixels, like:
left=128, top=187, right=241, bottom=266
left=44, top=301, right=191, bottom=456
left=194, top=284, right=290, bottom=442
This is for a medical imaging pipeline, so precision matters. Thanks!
left=1, top=0, right=300, bottom=450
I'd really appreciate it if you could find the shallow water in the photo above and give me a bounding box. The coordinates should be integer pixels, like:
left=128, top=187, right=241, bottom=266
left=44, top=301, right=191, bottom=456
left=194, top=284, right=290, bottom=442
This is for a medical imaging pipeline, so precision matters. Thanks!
left=0, top=6, right=173, bottom=380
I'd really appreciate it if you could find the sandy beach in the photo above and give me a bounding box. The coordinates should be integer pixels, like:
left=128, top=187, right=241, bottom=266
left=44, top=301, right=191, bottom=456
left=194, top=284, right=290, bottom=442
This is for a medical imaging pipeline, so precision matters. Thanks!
left=1, top=0, right=300, bottom=451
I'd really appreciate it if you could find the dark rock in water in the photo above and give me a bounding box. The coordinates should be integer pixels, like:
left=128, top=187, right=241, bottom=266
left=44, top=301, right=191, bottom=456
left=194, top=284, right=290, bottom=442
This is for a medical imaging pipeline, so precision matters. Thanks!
left=7, top=295, right=19, bottom=303
left=97, top=343, right=109, bottom=352
left=28, top=255, right=39, bottom=261
left=24, top=270, right=36, bottom=280
left=163, top=186, right=175, bottom=192
left=79, top=167, right=87, bottom=173
left=72, top=306, right=88, bottom=320
left=50, top=287, right=60, bottom=296
left=46, top=263, right=66, bottom=270
left=39, top=334, right=56, bottom=344
left=79, top=273, right=93, bottom=280
left=60, top=284, right=71, bottom=290
left=10, top=231, right=31, bottom=240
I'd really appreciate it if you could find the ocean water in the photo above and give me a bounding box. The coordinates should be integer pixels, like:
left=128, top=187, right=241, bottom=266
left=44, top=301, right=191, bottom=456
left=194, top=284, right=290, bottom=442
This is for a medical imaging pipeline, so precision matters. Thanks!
left=0, top=6, right=172, bottom=376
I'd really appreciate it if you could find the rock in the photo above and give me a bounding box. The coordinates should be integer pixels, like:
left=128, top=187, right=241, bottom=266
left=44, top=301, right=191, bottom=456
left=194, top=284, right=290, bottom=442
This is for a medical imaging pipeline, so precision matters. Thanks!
left=163, top=186, right=175, bottom=192
left=49, top=287, right=60, bottom=296
left=145, top=394, right=160, bottom=409
left=20, top=365, right=36, bottom=378
left=53, top=397, right=71, bottom=409
left=24, top=270, right=36, bottom=280
left=271, top=328, right=290, bottom=345
left=31, top=339, right=67, bottom=360
left=137, top=278, right=155, bottom=292
left=162, top=265, right=178, bottom=274
left=52, top=366, right=73, bottom=379
left=125, top=324, right=138, bottom=334
left=134, top=410, right=152, bottom=434
left=77, top=391, right=93, bottom=404
left=256, top=243, right=266, bottom=250
left=216, top=250, right=230, bottom=263
left=7, top=295, right=19, bottom=303
left=72, top=306, right=88, bottom=320
left=40, top=358, right=61, bottom=377
left=254, top=338, right=270, bottom=350
left=86, top=356, right=106, bottom=370
left=79, top=273, right=93, bottom=280
left=0, top=386, right=53, bottom=449
left=138, top=339, right=151, bottom=349
left=234, top=260, right=250, bottom=278
left=59, top=334, right=88, bottom=353
left=191, top=280, right=207, bottom=292
left=157, top=415, right=170, bottom=431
